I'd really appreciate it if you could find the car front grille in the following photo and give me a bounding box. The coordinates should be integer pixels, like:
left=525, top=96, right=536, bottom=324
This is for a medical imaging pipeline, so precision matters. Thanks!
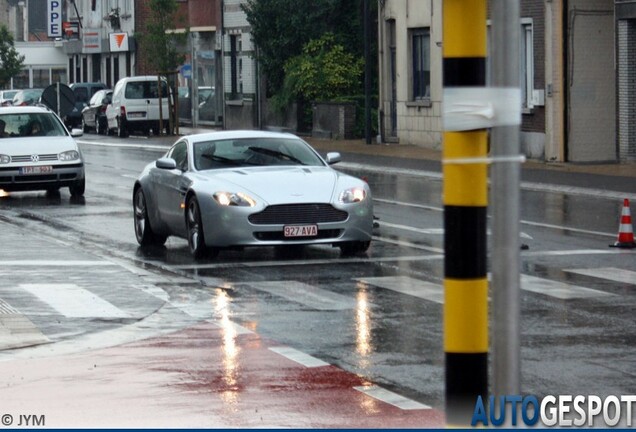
left=11, top=154, right=59, bottom=163
left=248, top=204, right=348, bottom=225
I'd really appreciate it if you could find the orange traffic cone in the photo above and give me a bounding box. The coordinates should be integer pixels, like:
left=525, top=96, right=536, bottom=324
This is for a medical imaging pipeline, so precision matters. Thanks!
left=609, top=198, right=636, bottom=249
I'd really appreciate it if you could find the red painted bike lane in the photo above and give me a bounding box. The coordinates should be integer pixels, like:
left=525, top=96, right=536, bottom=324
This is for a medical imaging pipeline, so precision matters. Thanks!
left=0, top=321, right=444, bottom=428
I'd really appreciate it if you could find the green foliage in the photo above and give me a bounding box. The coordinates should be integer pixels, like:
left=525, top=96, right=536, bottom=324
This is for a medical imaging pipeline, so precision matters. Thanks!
left=139, top=0, right=188, bottom=73
left=0, top=25, right=25, bottom=89
left=242, top=0, right=371, bottom=95
left=280, top=33, right=363, bottom=106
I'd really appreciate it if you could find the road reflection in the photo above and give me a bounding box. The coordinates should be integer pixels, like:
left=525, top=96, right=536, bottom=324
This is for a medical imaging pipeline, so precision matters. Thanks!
left=214, top=288, right=240, bottom=407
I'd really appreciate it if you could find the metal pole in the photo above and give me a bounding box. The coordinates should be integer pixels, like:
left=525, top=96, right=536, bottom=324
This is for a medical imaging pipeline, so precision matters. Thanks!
left=364, top=0, right=372, bottom=144
left=490, top=0, right=522, bottom=404
left=442, top=0, right=488, bottom=426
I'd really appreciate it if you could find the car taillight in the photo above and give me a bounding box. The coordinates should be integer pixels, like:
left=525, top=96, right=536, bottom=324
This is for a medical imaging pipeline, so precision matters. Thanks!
left=120, top=106, right=126, bottom=117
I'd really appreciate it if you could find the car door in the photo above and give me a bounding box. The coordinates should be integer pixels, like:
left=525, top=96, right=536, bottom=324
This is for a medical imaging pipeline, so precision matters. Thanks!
left=152, top=140, right=191, bottom=236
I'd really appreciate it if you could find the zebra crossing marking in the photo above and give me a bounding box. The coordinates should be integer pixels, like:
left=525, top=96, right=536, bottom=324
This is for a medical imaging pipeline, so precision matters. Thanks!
left=241, top=281, right=358, bottom=310
left=356, top=276, right=444, bottom=304
left=565, top=267, right=636, bottom=285
left=0, top=299, right=50, bottom=350
left=520, top=275, right=615, bottom=300
left=20, top=284, right=130, bottom=318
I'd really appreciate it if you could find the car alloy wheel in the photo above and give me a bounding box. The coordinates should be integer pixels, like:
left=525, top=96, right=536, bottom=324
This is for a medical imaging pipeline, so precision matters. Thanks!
left=186, top=197, right=209, bottom=259
left=133, top=188, right=166, bottom=246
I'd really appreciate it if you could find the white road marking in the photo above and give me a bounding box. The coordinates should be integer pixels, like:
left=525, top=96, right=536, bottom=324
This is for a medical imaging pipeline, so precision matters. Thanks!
left=356, top=276, right=444, bottom=304
left=378, top=221, right=533, bottom=239
left=20, top=284, right=130, bottom=318
left=0, top=260, right=116, bottom=266
left=565, top=267, right=636, bottom=285
left=241, top=281, right=358, bottom=310
left=353, top=385, right=432, bottom=410
left=520, top=275, right=615, bottom=299
left=269, top=346, right=330, bottom=368
left=0, top=299, right=50, bottom=350
left=521, top=249, right=631, bottom=257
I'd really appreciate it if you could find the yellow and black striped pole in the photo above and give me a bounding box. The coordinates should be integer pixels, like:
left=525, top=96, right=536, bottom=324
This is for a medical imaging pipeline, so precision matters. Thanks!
left=442, top=0, right=489, bottom=426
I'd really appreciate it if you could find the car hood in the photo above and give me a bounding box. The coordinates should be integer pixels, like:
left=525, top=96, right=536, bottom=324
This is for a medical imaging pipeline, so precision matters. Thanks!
left=0, top=136, right=78, bottom=155
left=193, top=166, right=344, bottom=204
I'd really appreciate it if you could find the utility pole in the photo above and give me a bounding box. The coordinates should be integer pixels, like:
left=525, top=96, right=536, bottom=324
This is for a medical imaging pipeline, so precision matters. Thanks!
left=442, top=0, right=488, bottom=426
left=363, top=0, right=372, bottom=144
left=490, top=0, right=522, bottom=405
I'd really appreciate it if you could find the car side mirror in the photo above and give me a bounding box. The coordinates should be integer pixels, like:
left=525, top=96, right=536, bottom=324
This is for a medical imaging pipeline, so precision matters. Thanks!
left=325, top=152, right=341, bottom=165
left=70, top=128, right=84, bottom=137
left=156, top=157, right=177, bottom=170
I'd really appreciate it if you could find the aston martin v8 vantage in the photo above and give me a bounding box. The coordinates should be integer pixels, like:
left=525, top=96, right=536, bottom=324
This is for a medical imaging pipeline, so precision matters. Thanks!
left=133, top=130, right=373, bottom=258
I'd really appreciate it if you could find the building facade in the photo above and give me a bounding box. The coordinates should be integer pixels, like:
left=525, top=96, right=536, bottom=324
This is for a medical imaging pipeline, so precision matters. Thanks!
left=222, top=0, right=259, bottom=130
left=378, top=0, right=630, bottom=163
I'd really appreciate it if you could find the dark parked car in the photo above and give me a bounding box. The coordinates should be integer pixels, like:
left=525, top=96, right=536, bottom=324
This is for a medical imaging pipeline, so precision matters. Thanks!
left=11, top=89, right=44, bottom=106
left=81, top=89, right=112, bottom=134
left=66, top=82, right=108, bottom=129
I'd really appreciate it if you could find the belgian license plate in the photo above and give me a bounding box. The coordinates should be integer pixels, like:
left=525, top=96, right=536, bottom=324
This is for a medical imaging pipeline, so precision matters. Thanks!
left=284, top=225, right=318, bottom=237
left=20, top=166, right=53, bottom=174
left=127, top=112, right=145, bottom=118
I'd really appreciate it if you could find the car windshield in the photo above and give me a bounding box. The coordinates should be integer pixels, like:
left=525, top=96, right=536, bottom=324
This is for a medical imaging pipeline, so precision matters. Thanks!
left=193, top=137, right=325, bottom=170
left=0, top=112, right=67, bottom=138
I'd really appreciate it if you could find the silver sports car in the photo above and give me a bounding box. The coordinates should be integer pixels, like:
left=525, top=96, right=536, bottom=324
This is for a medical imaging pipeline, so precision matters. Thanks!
left=133, top=130, right=373, bottom=258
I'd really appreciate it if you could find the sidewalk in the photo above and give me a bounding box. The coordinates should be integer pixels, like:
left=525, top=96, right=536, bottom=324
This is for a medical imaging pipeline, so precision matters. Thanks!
left=176, top=127, right=636, bottom=196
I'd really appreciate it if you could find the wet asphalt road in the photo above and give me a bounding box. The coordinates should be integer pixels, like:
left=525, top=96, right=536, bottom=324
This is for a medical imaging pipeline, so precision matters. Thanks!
left=0, top=132, right=634, bottom=427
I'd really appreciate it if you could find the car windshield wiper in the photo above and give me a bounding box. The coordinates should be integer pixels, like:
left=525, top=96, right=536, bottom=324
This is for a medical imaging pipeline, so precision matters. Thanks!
left=201, top=153, right=242, bottom=166
left=248, top=146, right=305, bottom=165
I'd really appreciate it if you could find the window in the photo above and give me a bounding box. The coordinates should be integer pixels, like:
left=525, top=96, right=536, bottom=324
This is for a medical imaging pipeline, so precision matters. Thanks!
left=411, top=28, right=431, bottom=101
left=168, top=141, right=188, bottom=171
left=520, top=19, right=534, bottom=109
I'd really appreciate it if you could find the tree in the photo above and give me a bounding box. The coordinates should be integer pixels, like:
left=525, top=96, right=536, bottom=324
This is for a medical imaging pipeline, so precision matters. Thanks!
left=140, top=0, right=188, bottom=74
left=276, top=33, right=363, bottom=109
left=0, top=25, right=25, bottom=89
left=242, top=0, right=370, bottom=95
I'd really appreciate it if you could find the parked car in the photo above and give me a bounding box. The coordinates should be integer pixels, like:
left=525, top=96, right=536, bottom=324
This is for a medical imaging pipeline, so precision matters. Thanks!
left=67, top=82, right=108, bottom=129
left=81, top=89, right=112, bottom=134
left=0, top=90, right=18, bottom=107
left=198, top=88, right=217, bottom=122
left=11, top=89, right=44, bottom=106
left=0, top=106, right=85, bottom=196
left=132, top=130, right=373, bottom=259
left=106, top=76, right=172, bottom=138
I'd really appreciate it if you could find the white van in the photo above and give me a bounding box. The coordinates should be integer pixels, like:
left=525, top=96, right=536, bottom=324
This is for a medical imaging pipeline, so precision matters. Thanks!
left=106, top=76, right=172, bottom=137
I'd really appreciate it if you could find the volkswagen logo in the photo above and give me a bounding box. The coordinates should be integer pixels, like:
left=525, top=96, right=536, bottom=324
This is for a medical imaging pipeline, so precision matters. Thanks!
left=30, top=154, right=39, bottom=163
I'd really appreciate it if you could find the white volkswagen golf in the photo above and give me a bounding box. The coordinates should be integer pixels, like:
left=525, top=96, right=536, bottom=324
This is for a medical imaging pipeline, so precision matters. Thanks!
left=0, top=106, right=85, bottom=196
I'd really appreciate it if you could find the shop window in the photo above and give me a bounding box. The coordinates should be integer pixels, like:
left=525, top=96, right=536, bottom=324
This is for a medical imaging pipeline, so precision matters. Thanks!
left=32, top=69, right=50, bottom=88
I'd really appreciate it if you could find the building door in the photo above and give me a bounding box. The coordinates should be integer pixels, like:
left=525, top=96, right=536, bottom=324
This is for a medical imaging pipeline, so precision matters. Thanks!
left=567, top=1, right=615, bottom=162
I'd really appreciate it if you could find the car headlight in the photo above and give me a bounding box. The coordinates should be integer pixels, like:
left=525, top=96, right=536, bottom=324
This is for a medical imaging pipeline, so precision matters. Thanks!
left=213, top=191, right=256, bottom=207
left=58, top=150, right=80, bottom=161
left=0, top=154, right=11, bottom=164
left=339, top=187, right=367, bottom=203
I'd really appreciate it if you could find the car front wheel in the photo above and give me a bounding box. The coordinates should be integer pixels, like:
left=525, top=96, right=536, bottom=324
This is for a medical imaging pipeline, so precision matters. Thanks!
left=133, top=187, right=166, bottom=246
left=186, top=197, right=217, bottom=259
left=69, top=177, right=85, bottom=197
left=339, top=240, right=371, bottom=256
